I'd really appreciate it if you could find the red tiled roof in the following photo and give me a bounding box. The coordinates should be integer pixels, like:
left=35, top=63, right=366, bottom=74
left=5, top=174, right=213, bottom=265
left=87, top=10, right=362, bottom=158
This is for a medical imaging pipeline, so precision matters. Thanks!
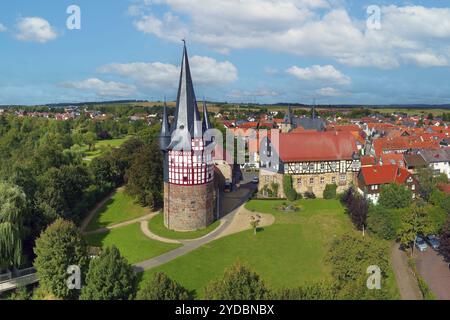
left=278, top=131, right=358, bottom=162
left=326, top=124, right=360, bottom=132
left=380, top=153, right=405, bottom=167
left=373, top=136, right=440, bottom=157
left=361, top=155, right=376, bottom=166
left=360, top=164, right=411, bottom=185
left=237, top=122, right=259, bottom=129
left=438, top=183, right=450, bottom=195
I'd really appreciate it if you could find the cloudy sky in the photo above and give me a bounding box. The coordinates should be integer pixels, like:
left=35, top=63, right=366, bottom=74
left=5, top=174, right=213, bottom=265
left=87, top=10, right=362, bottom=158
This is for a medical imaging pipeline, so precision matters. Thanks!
left=1, top=0, right=450, bottom=105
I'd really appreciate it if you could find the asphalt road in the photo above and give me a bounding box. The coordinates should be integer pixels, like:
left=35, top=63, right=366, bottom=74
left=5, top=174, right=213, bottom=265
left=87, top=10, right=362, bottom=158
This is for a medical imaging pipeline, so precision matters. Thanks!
left=416, top=248, right=450, bottom=300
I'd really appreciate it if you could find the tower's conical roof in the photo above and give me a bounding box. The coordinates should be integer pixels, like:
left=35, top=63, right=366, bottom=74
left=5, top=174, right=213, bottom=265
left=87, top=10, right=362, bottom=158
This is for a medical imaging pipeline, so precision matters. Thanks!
left=285, top=105, right=293, bottom=124
left=169, top=42, right=201, bottom=147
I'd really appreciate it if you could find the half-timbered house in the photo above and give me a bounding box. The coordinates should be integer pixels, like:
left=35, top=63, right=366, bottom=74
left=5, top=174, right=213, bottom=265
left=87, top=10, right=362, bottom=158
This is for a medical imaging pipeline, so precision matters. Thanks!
left=259, top=131, right=361, bottom=198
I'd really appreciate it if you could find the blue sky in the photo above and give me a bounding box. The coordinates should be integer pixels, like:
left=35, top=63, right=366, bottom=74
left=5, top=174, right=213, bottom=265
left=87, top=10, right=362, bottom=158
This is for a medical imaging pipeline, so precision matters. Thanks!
left=0, top=0, right=450, bottom=105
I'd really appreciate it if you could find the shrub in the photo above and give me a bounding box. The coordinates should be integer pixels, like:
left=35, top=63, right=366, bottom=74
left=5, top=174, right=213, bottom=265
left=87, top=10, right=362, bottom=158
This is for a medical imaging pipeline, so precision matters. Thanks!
left=271, top=281, right=338, bottom=300
left=137, top=272, right=191, bottom=300
left=323, top=184, right=337, bottom=199
left=304, top=191, right=316, bottom=199
left=204, top=262, right=269, bottom=300
left=283, top=175, right=298, bottom=202
left=366, top=206, right=396, bottom=240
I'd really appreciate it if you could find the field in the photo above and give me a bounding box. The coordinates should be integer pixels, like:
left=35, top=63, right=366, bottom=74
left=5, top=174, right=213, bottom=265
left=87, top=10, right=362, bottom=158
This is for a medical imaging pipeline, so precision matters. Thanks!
left=148, top=213, right=221, bottom=240
left=82, top=136, right=132, bottom=161
left=86, top=188, right=150, bottom=231
left=140, top=199, right=353, bottom=298
left=84, top=223, right=181, bottom=264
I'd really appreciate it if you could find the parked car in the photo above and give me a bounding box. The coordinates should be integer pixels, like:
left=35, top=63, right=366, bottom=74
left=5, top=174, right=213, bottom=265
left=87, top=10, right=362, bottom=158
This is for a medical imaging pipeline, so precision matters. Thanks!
left=252, top=177, right=259, bottom=184
left=415, top=236, right=428, bottom=252
left=425, top=234, right=440, bottom=250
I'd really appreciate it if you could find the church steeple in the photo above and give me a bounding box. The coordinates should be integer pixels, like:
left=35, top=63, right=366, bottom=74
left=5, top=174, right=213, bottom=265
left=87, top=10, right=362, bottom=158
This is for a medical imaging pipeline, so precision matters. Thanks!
left=285, top=105, right=293, bottom=125
left=202, top=99, right=212, bottom=132
left=159, top=99, right=171, bottom=151
left=169, top=41, right=201, bottom=147
left=312, top=98, right=316, bottom=119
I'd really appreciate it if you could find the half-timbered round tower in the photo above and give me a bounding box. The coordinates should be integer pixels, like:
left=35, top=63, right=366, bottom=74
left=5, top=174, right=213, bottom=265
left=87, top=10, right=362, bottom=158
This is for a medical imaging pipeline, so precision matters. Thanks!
left=159, top=43, right=215, bottom=232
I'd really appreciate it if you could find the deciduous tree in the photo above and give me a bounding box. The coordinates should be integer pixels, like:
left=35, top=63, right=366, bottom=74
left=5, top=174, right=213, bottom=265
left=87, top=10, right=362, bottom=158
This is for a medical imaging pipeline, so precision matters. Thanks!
left=33, top=219, right=88, bottom=300
left=378, top=183, right=412, bottom=209
left=0, top=182, right=27, bottom=268
left=204, top=262, right=269, bottom=300
left=80, top=246, right=136, bottom=300
left=136, top=272, right=191, bottom=300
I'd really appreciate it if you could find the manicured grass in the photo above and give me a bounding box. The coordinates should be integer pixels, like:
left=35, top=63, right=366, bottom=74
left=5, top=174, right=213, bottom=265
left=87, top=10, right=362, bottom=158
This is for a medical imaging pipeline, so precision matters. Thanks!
left=140, top=199, right=353, bottom=298
left=84, top=223, right=181, bottom=264
left=82, top=136, right=132, bottom=161
left=148, top=213, right=221, bottom=240
left=86, top=189, right=150, bottom=231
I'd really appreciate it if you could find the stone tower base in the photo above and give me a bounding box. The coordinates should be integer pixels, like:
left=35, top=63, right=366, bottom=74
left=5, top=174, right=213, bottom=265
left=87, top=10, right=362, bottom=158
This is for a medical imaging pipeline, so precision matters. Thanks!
left=164, top=181, right=216, bottom=232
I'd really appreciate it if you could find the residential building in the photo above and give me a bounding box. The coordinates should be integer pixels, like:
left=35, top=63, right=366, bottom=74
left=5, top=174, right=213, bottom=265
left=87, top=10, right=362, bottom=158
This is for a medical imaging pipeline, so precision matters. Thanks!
left=259, top=131, right=361, bottom=198
left=357, top=164, right=419, bottom=204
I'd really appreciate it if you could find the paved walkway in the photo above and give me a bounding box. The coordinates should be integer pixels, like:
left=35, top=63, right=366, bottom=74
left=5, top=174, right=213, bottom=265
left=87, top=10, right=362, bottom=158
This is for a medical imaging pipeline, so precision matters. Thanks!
left=133, top=181, right=257, bottom=272
left=140, top=219, right=182, bottom=244
left=82, top=213, right=156, bottom=235
left=216, top=207, right=275, bottom=240
left=80, top=188, right=121, bottom=232
left=390, top=243, right=423, bottom=300
left=416, top=249, right=450, bottom=300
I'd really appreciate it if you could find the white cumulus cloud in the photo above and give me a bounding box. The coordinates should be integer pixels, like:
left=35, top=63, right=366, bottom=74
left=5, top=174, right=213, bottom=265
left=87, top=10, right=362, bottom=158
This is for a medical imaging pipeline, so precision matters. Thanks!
left=98, top=55, right=238, bottom=88
left=16, top=17, right=58, bottom=43
left=401, top=52, right=448, bottom=67
left=0, top=23, right=7, bottom=32
left=286, top=65, right=351, bottom=85
left=130, top=1, right=450, bottom=69
left=61, top=78, right=137, bottom=97
left=315, top=87, right=342, bottom=97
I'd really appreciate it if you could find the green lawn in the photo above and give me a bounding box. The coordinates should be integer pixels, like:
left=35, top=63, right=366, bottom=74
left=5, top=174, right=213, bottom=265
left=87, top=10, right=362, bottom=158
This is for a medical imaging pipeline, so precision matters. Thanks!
left=140, top=199, right=353, bottom=298
left=148, top=213, right=221, bottom=240
left=82, top=136, right=132, bottom=161
left=84, top=223, right=181, bottom=264
left=86, top=189, right=150, bottom=231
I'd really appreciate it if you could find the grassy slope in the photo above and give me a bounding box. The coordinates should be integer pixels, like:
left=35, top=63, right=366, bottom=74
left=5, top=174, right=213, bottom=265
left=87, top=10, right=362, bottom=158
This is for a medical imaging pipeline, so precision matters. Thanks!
left=140, top=199, right=352, bottom=298
left=148, top=213, right=221, bottom=240
left=86, top=189, right=150, bottom=231
left=84, top=223, right=181, bottom=264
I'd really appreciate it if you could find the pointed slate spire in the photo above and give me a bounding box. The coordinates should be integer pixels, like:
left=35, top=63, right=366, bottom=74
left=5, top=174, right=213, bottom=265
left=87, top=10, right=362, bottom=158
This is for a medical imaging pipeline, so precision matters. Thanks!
left=312, top=99, right=316, bottom=119
left=159, top=99, right=171, bottom=151
left=169, top=41, right=201, bottom=149
left=285, top=105, right=293, bottom=124
left=202, top=99, right=212, bottom=132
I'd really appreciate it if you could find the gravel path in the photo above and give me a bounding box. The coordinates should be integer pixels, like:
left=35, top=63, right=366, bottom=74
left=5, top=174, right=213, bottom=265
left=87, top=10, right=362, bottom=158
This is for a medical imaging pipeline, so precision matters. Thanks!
left=390, top=243, right=423, bottom=300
